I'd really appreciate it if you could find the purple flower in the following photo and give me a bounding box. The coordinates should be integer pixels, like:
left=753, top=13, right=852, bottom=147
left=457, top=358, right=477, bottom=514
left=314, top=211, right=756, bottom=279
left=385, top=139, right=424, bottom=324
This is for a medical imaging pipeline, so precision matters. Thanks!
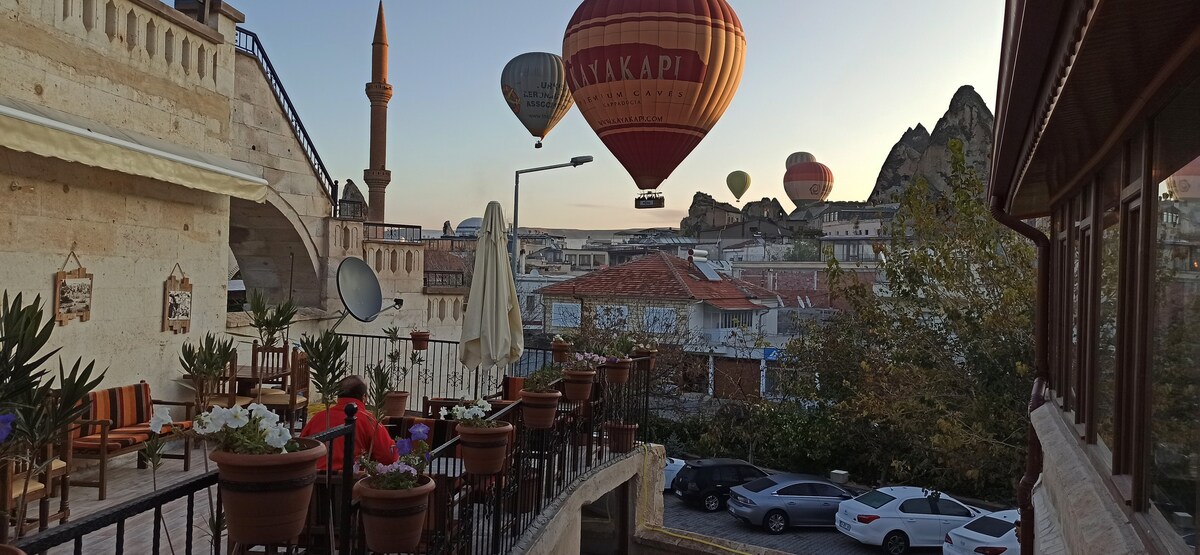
left=395, top=438, right=413, bottom=456
left=409, top=423, right=430, bottom=442
left=0, top=413, right=14, bottom=444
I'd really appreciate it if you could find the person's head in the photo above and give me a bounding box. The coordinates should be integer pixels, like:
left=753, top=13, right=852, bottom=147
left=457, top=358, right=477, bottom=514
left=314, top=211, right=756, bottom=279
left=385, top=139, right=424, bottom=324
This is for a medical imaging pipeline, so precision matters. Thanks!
left=337, top=376, right=367, bottom=400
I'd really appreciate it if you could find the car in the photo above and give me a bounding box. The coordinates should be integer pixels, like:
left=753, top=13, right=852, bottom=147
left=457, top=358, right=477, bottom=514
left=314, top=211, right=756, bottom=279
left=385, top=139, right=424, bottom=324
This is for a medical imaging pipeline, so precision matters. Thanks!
left=663, top=457, right=685, bottom=492
left=726, top=474, right=855, bottom=534
left=834, top=486, right=987, bottom=555
left=943, top=509, right=1019, bottom=555
left=670, top=458, right=769, bottom=512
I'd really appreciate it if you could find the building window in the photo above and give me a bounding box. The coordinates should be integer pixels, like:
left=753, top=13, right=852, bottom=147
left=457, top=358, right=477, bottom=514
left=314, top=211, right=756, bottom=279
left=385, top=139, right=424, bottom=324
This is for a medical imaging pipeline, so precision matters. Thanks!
left=550, top=302, right=581, bottom=328
left=594, top=304, right=629, bottom=330
left=1095, top=156, right=1121, bottom=454
left=715, top=310, right=753, bottom=329
left=644, top=307, right=677, bottom=333
left=438, top=299, right=446, bottom=320
left=453, top=299, right=461, bottom=320
left=405, top=251, right=414, bottom=273
left=389, top=250, right=398, bottom=273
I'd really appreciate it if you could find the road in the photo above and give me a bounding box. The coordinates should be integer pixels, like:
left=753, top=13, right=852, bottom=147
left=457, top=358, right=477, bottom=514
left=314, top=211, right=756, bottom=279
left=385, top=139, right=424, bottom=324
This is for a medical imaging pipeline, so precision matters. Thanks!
left=662, top=493, right=942, bottom=555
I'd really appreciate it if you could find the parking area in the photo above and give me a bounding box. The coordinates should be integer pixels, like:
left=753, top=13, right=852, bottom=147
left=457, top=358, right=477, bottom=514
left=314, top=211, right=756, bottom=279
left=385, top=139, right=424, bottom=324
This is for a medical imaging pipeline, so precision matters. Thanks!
left=662, top=493, right=941, bottom=555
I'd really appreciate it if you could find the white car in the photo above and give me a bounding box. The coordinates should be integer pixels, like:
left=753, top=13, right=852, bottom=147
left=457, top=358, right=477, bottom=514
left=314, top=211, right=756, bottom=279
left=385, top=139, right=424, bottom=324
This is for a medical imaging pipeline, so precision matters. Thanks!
left=834, top=486, right=986, bottom=555
left=943, top=509, right=1019, bottom=555
left=663, top=457, right=685, bottom=492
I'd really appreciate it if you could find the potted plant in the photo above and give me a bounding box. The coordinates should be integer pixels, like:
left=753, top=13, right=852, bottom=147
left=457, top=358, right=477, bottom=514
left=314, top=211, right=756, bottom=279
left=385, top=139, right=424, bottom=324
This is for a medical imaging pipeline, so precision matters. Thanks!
left=563, top=352, right=603, bottom=402
left=179, top=333, right=236, bottom=409
left=197, top=403, right=326, bottom=546
left=632, top=342, right=659, bottom=370
left=519, top=365, right=562, bottom=429
left=605, top=419, right=638, bottom=453
left=550, top=334, right=574, bottom=363
left=354, top=422, right=435, bottom=553
left=367, top=361, right=408, bottom=420
left=0, top=293, right=104, bottom=548
left=409, top=326, right=432, bottom=350
left=246, top=290, right=298, bottom=347
left=442, top=400, right=511, bottom=474
left=600, top=350, right=633, bottom=386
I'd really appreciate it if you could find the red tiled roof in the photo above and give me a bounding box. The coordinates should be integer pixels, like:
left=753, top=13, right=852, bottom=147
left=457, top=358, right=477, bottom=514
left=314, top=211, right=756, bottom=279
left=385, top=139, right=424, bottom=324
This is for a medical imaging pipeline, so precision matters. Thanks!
left=538, top=252, right=780, bottom=307
left=424, top=251, right=467, bottom=273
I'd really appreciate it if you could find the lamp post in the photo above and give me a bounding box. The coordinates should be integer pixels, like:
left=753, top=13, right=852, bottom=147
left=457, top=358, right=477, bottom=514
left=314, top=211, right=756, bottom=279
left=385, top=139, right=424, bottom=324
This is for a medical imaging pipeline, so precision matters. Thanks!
left=512, top=156, right=594, bottom=278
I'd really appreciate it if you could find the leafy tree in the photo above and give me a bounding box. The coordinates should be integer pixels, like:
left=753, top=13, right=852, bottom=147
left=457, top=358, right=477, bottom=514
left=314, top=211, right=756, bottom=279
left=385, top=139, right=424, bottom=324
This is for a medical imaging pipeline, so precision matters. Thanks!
left=777, top=140, right=1034, bottom=500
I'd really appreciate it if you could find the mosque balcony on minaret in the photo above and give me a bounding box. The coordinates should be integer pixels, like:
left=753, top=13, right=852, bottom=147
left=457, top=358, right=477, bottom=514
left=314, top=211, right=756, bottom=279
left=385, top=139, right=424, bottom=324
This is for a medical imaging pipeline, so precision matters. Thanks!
left=365, top=82, right=394, bottom=103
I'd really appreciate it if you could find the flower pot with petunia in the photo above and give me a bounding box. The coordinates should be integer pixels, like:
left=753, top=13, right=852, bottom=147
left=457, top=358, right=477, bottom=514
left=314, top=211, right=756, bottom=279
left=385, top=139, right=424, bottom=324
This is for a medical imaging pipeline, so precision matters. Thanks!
left=519, top=365, right=562, bottom=429
left=445, top=400, right=512, bottom=475
left=563, top=352, right=604, bottom=402
left=354, top=422, right=435, bottom=553
left=410, top=328, right=431, bottom=350
left=550, top=335, right=574, bottom=363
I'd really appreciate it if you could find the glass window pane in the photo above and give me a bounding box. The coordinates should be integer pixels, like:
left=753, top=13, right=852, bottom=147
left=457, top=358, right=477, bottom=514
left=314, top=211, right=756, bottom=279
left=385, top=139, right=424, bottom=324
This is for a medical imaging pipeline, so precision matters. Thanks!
left=1096, top=156, right=1122, bottom=452
left=899, top=499, right=934, bottom=515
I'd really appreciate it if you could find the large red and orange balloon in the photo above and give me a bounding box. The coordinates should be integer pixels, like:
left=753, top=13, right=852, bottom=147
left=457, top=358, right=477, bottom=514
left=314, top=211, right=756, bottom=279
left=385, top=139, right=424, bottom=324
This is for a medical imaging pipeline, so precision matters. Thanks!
left=562, top=0, right=748, bottom=190
left=783, top=152, right=833, bottom=207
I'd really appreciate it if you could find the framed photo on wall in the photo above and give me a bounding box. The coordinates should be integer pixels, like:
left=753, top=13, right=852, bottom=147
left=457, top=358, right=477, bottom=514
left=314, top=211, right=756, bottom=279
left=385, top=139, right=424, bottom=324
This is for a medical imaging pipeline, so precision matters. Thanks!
left=163, top=273, right=193, bottom=334
left=53, top=267, right=93, bottom=326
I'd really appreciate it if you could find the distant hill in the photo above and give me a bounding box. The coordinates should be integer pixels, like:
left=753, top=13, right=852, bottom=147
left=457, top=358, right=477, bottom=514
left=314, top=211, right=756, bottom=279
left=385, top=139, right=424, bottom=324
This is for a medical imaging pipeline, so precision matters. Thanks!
left=868, top=85, right=994, bottom=203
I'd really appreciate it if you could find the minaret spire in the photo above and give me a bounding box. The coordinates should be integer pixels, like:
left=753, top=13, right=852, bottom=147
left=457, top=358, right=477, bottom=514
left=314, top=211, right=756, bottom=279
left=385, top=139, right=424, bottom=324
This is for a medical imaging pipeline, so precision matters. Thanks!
left=364, top=1, right=393, bottom=222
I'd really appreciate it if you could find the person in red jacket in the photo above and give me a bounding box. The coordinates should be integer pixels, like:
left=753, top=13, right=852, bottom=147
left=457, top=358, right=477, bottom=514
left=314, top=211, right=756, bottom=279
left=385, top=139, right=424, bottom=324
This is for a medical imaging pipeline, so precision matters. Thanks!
left=301, top=375, right=396, bottom=471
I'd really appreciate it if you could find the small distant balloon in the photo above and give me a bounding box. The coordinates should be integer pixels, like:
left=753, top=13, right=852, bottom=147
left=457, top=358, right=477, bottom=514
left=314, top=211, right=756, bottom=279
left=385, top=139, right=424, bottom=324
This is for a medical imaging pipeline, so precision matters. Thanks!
left=727, top=170, right=751, bottom=202
left=500, top=52, right=575, bottom=148
left=784, top=152, right=834, bottom=207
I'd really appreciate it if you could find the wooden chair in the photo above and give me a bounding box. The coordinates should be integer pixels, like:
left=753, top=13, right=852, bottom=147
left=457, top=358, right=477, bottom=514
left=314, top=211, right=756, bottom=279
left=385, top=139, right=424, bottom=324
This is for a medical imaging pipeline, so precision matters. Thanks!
left=1, top=431, right=70, bottom=542
left=207, top=352, right=252, bottom=409
left=248, top=341, right=291, bottom=400
left=262, top=350, right=310, bottom=431
left=421, top=397, right=462, bottom=419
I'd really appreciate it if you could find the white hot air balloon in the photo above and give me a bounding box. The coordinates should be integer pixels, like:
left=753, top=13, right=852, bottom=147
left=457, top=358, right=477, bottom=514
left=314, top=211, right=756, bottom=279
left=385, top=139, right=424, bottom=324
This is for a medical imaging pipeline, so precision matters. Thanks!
left=500, top=52, right=575, bottom=148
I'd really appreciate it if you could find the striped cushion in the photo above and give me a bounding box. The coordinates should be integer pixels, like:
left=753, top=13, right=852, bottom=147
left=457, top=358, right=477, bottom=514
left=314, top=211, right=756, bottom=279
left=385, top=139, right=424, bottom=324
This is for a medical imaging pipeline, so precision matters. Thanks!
left=115, top=421, right=193, bottom=435
left=74, top=384, right=153, bottom=438
left=73, top=431, right=150, bottom=452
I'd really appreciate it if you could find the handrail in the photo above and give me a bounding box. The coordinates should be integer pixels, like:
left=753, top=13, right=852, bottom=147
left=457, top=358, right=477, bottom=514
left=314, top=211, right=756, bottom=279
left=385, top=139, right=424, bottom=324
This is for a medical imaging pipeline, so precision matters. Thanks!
left=234, top=27, right=335, bottom=208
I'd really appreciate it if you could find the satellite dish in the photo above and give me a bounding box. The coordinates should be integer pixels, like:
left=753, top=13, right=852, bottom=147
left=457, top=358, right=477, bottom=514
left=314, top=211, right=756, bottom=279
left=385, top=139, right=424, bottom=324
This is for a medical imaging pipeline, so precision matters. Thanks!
left=337, top=257, right=384, bottom=323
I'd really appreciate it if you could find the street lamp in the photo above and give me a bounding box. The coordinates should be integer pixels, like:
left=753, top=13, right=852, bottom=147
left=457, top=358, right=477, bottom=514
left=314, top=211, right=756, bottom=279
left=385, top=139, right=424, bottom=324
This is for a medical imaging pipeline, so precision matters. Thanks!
left=512, top=156, right=594, bottom=278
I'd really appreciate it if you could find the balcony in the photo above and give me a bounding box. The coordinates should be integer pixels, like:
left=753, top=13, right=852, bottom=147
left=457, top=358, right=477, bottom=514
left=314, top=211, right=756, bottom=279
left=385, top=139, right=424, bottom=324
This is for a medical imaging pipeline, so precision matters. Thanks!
left=363, top=222, right=423, bottom=244
left=423, top=270, right=468, bottom=296
left=6, top=338, right=658, bottom=554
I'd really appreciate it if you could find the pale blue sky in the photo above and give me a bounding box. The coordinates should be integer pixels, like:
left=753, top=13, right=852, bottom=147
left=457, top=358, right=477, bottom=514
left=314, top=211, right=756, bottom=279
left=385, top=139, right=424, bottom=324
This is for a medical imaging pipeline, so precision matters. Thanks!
left=234, top=1, right=1003, bottom=230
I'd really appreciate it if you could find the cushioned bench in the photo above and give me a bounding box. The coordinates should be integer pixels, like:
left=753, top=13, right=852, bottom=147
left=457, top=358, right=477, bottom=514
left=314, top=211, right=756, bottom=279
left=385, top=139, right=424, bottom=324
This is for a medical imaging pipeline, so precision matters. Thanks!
left=71, top=382, right=193, bottom=500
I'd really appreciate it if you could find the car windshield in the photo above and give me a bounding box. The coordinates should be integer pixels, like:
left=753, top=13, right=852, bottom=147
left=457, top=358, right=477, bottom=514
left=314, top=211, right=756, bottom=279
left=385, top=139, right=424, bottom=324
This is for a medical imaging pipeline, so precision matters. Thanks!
left=742, top=477, right=776, bottom=493
left=964, top=515, right=1017, bottom=538
left=854, top=490, right=896, bottom=509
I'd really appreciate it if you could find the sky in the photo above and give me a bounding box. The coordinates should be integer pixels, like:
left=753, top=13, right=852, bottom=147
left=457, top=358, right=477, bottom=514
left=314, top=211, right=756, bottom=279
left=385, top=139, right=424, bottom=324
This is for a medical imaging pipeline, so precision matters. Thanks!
left=235, top=1, right=1003, bottom=231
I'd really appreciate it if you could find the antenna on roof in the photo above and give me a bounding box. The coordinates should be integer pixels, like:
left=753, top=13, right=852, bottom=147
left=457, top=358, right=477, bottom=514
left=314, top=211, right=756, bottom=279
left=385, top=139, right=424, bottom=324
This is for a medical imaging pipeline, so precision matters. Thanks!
left=687, top=249, right=722, bottom=282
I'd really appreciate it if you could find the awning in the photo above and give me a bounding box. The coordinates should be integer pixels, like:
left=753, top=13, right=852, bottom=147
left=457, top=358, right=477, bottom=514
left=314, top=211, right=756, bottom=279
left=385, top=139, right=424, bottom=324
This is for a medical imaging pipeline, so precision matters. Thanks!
left=0, top=97, right=267, bottom=201
left=705, top=298, right=766, bottom=311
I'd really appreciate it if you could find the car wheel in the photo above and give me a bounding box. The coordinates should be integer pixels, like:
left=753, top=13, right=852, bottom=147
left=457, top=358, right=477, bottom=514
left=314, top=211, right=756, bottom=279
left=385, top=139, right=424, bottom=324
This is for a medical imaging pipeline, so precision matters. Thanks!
left=882, top=530, right=909, bottom=555
left=702, top=493, right=722, bottom=512
left=763, top=510, right=788, bottom=534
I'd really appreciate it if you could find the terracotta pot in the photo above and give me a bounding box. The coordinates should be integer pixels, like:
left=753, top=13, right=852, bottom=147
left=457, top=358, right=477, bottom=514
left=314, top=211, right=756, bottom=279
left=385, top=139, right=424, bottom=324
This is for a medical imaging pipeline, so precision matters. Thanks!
left=602, top=358, right=633, bottom=385
left=563, top=369, right=596, bottom=402
left=551, top=341, right=574, bottom=363
left=354, top=474, right=435, bottom=554
left=514, top=469, right=543, bottom=513
left=383, top=391, right=410, bottom=418
left=410, top=331, right=431, bottom=350
left=632, top=348, right=658, bottom=370
left=456, top=422, right=513, bottom=475
left=519, top=389, right=562, bottom=429
left=211, top=437, right=327, bottom=546
left=0, top=545, right=28, bottom=555
left=605, top=421, right=638, bottom=453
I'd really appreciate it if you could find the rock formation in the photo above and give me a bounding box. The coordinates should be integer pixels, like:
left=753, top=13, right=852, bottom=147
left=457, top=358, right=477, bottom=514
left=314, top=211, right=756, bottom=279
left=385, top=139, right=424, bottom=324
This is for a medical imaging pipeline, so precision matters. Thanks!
left=868, top=85, right=994, bottom=203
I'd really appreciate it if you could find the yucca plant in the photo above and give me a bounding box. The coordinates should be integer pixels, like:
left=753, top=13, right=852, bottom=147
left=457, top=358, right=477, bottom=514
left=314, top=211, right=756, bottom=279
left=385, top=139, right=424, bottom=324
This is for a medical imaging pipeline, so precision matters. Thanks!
left=301, top=329, right=349, bottom=406
left=247, top=290, right=298, bottom=347
left=179, top=333, right=236, bottom=410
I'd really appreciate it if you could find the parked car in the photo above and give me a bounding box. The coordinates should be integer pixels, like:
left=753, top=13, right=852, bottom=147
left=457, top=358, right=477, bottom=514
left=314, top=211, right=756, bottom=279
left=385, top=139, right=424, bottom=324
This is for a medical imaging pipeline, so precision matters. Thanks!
left=835, top=486, right=986, bottom=555
left=671, top=458, right=768, bottom=512
left=663, top=457, right=685, bottom=492
left=726, top=474, right=855, bottom=534
left=943, top=509, right=1019, bottom=555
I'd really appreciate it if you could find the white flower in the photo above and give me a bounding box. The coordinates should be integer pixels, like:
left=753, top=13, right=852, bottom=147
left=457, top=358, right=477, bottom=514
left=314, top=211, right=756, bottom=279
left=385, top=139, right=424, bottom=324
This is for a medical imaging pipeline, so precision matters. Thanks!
left=249, top=403, right=280, bottom=429
left=477, top=400, right=492, bottom=412
left=193, top=414, right=219, bottom=435
left=207, top=406, right=232, bottom=429
left=439, top=407, right=449, bottom=418
left=149, top=406, right=172, bottom=434
left=225, top=405, right=250, bottom=429
left=264, top=423, right=292, bottom=450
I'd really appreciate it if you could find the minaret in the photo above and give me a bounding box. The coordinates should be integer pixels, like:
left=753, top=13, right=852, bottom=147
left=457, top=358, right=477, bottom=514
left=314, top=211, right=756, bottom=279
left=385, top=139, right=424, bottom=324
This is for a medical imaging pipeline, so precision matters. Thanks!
left=364, top=1, right=393, bottom=223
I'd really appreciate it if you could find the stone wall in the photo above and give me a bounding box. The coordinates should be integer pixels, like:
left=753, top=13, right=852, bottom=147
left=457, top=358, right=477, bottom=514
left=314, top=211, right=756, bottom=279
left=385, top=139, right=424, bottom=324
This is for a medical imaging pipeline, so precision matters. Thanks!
left=0, top=149, right=229, bottom=402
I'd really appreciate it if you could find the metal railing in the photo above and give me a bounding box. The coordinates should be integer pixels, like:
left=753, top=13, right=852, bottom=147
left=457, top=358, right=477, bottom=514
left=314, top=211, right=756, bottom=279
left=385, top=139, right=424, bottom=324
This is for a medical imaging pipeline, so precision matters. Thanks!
left=362, top=222, right=424, bottom=243
left=338, top=335, right=554, bottom=405
left=234, top=27, right=335, bottom=206
left=12, top=406, right=361, bottom=555
left=337, top=199, right=367, bottom=221
left=424, top=271, right=466, bottom=288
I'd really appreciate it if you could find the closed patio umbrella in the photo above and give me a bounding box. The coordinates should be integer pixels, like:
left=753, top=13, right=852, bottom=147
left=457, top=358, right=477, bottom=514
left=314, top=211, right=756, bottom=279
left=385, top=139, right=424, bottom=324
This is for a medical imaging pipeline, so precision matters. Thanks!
left=460, top=201, right=524, bottom=375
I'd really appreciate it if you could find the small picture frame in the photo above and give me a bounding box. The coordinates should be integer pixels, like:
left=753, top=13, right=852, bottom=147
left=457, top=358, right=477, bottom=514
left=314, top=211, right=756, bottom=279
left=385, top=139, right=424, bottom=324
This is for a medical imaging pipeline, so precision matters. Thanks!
left=163, top=274, right=193, bottom=334
left=54, top=268, right=93, bottom=326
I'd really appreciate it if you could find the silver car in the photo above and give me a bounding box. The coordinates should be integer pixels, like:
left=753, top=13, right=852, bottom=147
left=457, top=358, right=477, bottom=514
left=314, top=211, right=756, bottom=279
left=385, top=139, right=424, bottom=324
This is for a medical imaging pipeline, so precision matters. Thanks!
left=727, top=474, right=855, bottom=534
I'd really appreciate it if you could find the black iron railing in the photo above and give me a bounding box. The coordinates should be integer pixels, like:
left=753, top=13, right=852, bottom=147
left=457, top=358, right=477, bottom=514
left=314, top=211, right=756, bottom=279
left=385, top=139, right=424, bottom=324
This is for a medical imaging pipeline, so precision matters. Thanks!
left=234, top=27, right=335, bottom=206
left=362, top=222, right=424, bottom=243
left=338, top=335, right=554, bottom=407
left=337, top=199, right=367, bottom=221
left=424, top=271, right=466, bottom=288
left=12, top=406, right=360, bottom=555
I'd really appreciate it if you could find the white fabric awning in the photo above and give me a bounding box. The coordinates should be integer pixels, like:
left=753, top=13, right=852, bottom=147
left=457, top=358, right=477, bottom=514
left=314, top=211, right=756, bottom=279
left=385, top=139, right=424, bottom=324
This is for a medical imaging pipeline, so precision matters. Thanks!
left=0, top=97, right=267, bottom=201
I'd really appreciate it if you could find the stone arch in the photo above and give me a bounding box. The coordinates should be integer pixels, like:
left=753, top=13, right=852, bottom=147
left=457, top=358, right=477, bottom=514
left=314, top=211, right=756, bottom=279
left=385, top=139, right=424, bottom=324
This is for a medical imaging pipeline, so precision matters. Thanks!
left=389, top=250, right=398, bottom=273
left=374, top=249, right=383, bottom=272
left=438, top=299, right=447, bottom=320
left=228, top=194, right=323, bottom=307
left=405, top=250, right=414, bottom=273
left=427, top=299, right=432, bottom=320
left=341, top=226, right=350, bottom=249
left=453, top=299, right=461, bottom=320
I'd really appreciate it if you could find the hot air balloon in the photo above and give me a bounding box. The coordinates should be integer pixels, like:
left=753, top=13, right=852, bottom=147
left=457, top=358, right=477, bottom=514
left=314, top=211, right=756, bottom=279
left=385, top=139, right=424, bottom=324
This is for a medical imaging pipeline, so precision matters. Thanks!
left=500, top=52, right=575, bottom=148
left=727, top=170, right=751, bottom=202
left=1166, top=156, right=1200, bottom=200
left=562, top=0, right=748, bottom=208
left=784, top=153, right=834, bottom=208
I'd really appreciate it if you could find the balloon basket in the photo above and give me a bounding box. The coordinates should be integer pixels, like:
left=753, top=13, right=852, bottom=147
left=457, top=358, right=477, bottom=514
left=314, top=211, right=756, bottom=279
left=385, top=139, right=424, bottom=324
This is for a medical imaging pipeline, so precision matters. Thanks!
left=634, top=192, right=665, bottom=209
